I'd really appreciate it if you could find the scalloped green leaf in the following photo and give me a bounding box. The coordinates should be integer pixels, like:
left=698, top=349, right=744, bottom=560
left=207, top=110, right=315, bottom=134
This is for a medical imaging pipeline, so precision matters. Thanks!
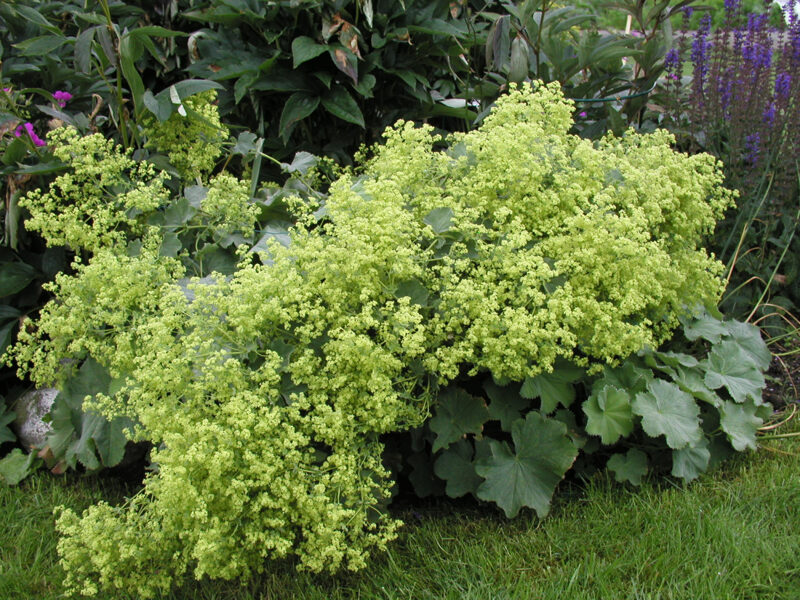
left=484, top=380, right=529, bottom=431
left=159, top=232, right=182, bottom=258
left=283, top=151, right=318, bottom=175
left=583, top=384, right=633, bottom=444
left=434, top=439, right=481, bottom=498
left=673, top=364, right=722, bottom=407
left=704, top=340, right=765, bottom=403
left=393, top=279, right=429, bottom=307
left=423, top=207, right=453, bottom=234
left=520, top=360, right=583, bottom=414
left=671, top=440, right=710, bottom=482
left=521, top=373, right=574, bottom=414
left=429, top=387, right=488, bottom=453
left=723, top=320, right=772, bottom=371
left=719, top=399, right=763, bottom=451
left=632, top=380, right=703, bottom=449
left=592, top=360, right=652, bottom=396
left=475, top=412, right=577, bottom=518
left=682, top=309, right=728, bottom=343
left=607, top=448, right=648, bottom=485
left=42, top=358, right=130, bottom=471
left=44, top=396, right=77, bottom=459
left=654, top=351, right=699, bottom=369
left=0, top=448, right=41, bottom=485
left=552, top=409, right=587, bottom=449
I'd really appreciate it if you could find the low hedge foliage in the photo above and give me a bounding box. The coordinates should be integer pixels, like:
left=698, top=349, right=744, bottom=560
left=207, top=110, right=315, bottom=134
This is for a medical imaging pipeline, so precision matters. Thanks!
left=5, top=82, right=771, bottom=597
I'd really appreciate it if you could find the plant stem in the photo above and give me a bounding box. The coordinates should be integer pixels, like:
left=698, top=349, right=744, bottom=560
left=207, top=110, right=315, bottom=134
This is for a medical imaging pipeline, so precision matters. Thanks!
left=98, top=0, right=129, bottom=147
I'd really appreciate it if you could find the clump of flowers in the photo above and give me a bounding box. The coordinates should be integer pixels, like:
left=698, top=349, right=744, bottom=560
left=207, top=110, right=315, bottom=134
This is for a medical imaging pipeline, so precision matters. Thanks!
left=669, top=1, right=800, bottom=198
left=14, top=122, right=46, bottom=147
left=9, top=82, right=734, bottom=598
left=20, top=127, right=169, bottom=253
left=52, top=90, right=72, bottom=108
left=141, top=90, right=228, bottom=181
left=2, top=87, right=75, bottom=149
left=664, top=0, right=800, bottom=320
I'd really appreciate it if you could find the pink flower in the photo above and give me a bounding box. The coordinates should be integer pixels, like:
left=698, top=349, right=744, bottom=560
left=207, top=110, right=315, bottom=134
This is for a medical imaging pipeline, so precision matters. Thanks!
left=52, top=90, right=72, bottom=108
left=14, top=122, right=46, bottom=147
left=579, top=111, right=587, bottom=118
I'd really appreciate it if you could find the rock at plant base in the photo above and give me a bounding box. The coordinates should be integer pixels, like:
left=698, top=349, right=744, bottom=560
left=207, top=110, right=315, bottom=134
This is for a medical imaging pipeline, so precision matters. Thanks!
left=12, top=388, right=57, bottom=450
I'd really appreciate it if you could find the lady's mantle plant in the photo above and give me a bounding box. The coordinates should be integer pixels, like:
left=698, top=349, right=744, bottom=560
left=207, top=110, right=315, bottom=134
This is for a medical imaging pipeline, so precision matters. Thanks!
left=9, top=82, right=736, bottom=597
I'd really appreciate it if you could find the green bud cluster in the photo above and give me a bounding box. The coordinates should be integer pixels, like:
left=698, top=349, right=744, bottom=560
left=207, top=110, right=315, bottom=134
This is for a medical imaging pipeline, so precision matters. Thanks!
left=142, top=90, right=228, bottom=180
left=20, top=127, right=169, bottom=253
left=9, top=82, right=734, bottom=597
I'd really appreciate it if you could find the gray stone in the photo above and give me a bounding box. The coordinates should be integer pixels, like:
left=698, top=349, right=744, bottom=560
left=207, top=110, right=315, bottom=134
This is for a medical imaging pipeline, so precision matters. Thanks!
left=12, top=388, right=58, bottom=450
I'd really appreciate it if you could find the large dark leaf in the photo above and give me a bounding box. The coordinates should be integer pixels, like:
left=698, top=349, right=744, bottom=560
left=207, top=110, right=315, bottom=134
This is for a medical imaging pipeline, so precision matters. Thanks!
left=14, top=34, right=69, bottom=56
left=292, top=36, right=329, bottom=68
left=429, top=387, right=489, bottom=453
left=329, top=47, right=358, bottom=84
left=434, top=439, right=481, bottom=498
left=74, top=26, right=98, bottom=73
left=0, top=399, right=15, bottom=444
left=321, top=87, right=365, bottom=128
left=119, top=34, right=145, bottom=113
left=475, top=411, right=577, bottom=518
left=0, top=262, right=38, bottom=297
left=278, top=93, right=320, bottom=140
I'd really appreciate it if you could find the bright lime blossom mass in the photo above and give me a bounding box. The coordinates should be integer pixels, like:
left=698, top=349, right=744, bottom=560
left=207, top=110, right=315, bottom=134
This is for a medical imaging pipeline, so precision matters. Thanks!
left=9, top=82, right=734, bottom=597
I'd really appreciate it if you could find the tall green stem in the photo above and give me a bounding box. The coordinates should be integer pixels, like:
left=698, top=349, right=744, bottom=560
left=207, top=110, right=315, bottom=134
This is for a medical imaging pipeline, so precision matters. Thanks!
left=98, top=0, right=129, bottom=147
left=534, top=0, right=549, bottom=79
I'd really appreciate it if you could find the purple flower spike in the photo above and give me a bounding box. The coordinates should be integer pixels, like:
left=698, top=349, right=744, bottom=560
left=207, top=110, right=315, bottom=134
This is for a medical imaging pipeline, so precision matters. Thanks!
left=665, top=48, right=680, bottom=71
left=775, top=72, right=792, bottom=97
left=763, top=102, right=776, bottom=125
left=724, top=0, right=742, bottom=22
left=52, top=90, right=73, bottom=108
left=691, top=16, right=713, bottom=93
left=744, top=132, right=761, bottom=164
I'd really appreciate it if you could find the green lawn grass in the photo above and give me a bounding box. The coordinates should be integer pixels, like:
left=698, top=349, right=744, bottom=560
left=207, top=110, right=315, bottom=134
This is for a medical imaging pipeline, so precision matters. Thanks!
left=2, top=412, right=798, bottom=600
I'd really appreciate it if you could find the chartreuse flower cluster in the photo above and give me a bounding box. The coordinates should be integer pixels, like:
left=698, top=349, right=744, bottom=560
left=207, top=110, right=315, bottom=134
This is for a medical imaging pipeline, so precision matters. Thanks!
left=141, top=90, right=228, bottom=180
left=9, top=82, right=733, bottom=597
left=20, top=127, right=169, bottom=253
